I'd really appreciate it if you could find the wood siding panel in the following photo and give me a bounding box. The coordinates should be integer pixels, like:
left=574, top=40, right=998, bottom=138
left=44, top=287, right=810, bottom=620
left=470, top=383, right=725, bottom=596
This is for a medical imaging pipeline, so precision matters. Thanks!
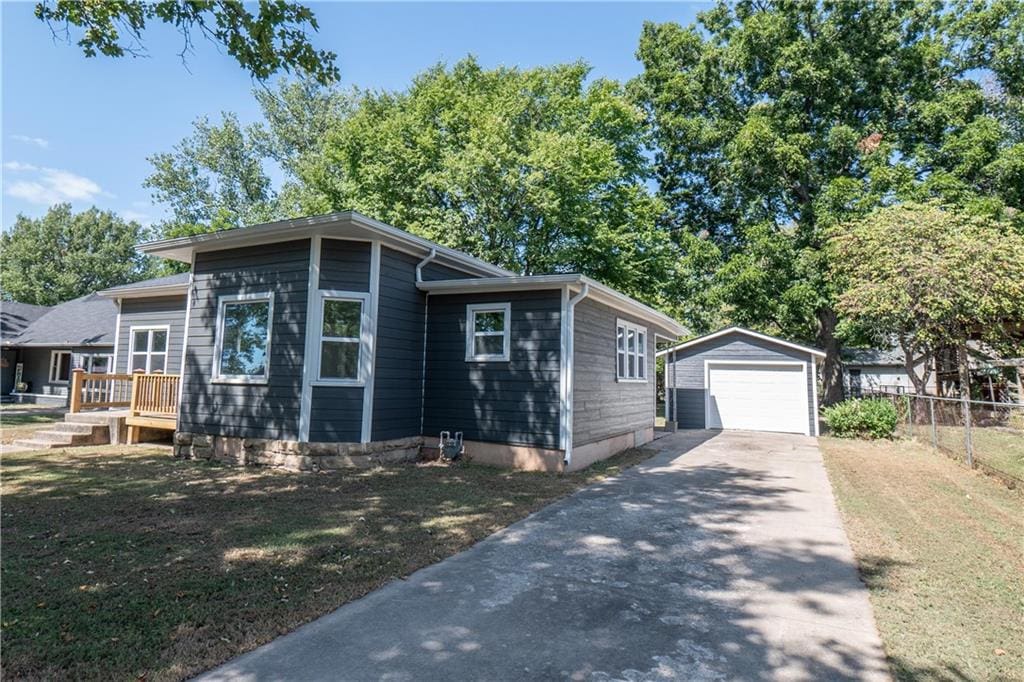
left=179, top=239, right=310, bottom=441
left=423, top=290, right=561, bottom=448
left=320, top=239, right=371, bottom=292
left=572, top=298, right=656, bottom=446
left=116, top=295, right=188, bottom=374
left=665, top=333, right=816, bottom=432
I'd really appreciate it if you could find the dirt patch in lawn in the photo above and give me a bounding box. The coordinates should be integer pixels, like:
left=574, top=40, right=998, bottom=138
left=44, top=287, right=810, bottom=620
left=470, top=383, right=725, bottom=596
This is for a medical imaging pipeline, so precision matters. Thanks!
left=0, top=411, right=64, bottom=444
left=0, top=444, right=652, bottom=681
left=820, top=437, right=1023, bottom=681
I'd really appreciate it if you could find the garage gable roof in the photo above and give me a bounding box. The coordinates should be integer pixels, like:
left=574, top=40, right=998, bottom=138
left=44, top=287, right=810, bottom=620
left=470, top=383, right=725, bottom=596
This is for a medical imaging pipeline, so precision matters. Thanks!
left=655, top=326, right=826, bottom=359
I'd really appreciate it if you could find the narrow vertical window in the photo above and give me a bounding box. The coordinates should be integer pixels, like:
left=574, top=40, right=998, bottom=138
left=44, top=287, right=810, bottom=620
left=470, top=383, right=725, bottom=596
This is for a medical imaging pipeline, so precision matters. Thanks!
left=49, top=350, right=72, bottom=383
left=616, top=319, right=648, bottom=382
left=319, top=297, right=364, bottom=381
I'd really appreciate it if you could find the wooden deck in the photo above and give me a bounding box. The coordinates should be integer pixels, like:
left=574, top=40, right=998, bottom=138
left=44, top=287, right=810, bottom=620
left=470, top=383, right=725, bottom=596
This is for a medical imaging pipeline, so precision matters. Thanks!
left=70, top=369, right=178, bottom=442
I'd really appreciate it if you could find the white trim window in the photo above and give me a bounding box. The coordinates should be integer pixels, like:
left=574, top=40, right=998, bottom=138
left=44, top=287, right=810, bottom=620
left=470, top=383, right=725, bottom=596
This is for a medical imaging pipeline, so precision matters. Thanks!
left=466, top=302, right=511, bottom=362
left=316, top=291, right=370, bottom=384
left=80, top=353, right=112, bottom=374
left=213, top=293, right=274, bottom=383
left=616, top=319, right=647, bottom=382
left=129, top=326, right=169, bottom=373
left=49, top=350, right=72, bottom=383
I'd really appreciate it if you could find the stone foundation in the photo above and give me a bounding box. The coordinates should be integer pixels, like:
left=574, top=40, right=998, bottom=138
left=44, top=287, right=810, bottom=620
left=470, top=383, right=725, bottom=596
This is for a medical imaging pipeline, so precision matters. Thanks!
left=173, top=432, right=423, bottom=472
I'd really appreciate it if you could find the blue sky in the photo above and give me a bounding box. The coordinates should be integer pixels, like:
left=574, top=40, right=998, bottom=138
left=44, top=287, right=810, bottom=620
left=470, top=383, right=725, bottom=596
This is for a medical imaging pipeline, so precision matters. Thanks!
left=1, top=2, right=708, bottom=230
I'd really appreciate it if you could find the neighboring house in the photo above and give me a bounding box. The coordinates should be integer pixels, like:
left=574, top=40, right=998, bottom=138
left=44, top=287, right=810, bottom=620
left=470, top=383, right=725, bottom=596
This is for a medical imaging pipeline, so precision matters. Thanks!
left=1, top=294, right=117, bottom=404
left=659, top=327, right=824, bottom=437
left=842, top=346, right=937, bottom=397
left=1, top=301, right=51, bottom=396
left=140, top=211, right=686, bottom=472
left=99, top=273, right=191, bottom=375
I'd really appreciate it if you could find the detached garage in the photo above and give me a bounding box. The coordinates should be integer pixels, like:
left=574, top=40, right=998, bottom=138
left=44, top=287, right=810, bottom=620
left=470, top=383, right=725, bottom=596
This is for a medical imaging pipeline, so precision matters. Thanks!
left=658, top=327, right=824, bottom=436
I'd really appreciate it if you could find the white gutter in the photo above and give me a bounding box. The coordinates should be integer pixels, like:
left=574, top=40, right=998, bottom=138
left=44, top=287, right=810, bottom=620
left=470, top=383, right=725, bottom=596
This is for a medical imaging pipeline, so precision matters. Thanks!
left=560, top=282, right=590, bottom=468
left=415, top=248, right=437, bottom=283
left=416, top=249, right=437, bottom=436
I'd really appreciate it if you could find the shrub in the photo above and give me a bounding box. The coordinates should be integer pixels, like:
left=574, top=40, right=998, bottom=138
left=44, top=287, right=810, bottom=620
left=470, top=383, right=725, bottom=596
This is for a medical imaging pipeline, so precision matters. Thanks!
left=823, top=398, right=899, bottom=439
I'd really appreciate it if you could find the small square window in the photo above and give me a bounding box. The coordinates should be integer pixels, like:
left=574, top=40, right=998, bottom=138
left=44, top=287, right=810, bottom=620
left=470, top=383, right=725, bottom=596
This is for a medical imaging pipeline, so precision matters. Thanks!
left=466, top=303, right=511, bottom=362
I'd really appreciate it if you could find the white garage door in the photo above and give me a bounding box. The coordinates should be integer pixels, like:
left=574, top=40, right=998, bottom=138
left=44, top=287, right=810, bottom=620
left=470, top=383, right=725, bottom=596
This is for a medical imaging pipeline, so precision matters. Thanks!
left=707, top=362, right=809, bottom=435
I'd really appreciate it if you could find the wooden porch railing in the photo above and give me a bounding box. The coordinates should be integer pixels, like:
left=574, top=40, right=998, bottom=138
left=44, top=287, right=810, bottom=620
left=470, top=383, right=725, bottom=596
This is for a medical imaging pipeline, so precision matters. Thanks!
left=126, top=371, right=180, bottom=443
left=69, top=369, right=134, bottom=412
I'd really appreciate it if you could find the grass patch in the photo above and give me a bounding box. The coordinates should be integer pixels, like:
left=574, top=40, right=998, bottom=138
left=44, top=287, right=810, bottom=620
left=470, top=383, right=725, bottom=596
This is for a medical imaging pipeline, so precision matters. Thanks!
left=820, top=437, right=1023, bottom=681
left=0, top=412, right=64, bottom=443
left=927, top=425, right=1024, bottom=483
left=1, top=444, right=652, bottom=680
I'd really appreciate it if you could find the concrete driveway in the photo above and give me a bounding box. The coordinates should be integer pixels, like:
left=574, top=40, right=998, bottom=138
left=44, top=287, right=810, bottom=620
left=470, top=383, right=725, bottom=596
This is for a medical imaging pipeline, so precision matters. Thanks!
left=199, top=430, right=889, bottom=681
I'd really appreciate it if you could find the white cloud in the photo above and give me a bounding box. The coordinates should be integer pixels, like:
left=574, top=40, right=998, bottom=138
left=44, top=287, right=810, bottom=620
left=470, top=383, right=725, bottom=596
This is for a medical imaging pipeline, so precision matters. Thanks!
left=120, top=208, right=153, bottom=225
left=4, top=163, right=107, bottom=205
left=11, top=134, right=49, bottom=148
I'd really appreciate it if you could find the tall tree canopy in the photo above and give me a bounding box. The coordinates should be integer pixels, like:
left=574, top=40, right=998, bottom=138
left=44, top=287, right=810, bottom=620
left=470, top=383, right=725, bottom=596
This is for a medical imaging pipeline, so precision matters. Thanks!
left=1, top=204, right=156, bottom=306
left=146, top=59, right=675, bottom=305
left=632, top=0, right=1024, bottom=403
left=34, top=0, right=339, bottom=84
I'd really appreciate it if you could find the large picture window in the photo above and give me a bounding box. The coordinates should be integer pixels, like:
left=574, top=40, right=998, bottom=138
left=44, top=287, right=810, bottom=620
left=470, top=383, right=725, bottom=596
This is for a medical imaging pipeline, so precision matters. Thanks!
left=129, top=327, right=169, bottom=373
left=616, top=320, right=647, bottom=382
left=318, top=294, right=367, bottom=383
left=214, top=293, right=273, bottom=382
left=49, top=350, right=72, bottom=383
left=465, top=302, right=510, bottom=362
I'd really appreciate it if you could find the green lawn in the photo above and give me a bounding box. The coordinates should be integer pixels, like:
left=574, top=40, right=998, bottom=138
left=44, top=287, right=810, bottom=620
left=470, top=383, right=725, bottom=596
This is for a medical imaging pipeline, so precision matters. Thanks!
left=821, top=437, right=1024, bottom=681
left=929, top=425, right=1024, bottom=483
left=1, top=444, right=652, bottom=681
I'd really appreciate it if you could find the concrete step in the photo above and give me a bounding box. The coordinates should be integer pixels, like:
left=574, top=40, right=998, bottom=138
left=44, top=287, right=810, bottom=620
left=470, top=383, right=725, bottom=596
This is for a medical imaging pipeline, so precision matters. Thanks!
left=13, top=439, right=65, bottom=450
left=50, top=422, right=99, bottom=435
left=65, top=412, right=117, bottom=425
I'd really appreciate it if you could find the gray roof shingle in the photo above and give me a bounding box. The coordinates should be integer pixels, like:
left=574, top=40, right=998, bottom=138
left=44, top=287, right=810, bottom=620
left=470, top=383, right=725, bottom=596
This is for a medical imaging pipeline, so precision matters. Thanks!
left=1, top=301, right=51, bottom=338
left=100, top=272, right=189, bottom=293
left=5, top=293, right=117, bottom=347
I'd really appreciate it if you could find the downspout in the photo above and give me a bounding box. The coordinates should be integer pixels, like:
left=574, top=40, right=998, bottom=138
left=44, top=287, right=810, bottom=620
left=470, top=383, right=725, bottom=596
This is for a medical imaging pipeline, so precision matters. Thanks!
left=417, top=249, right=437, bottom=437
left=562, top=282, right=590, bottom=469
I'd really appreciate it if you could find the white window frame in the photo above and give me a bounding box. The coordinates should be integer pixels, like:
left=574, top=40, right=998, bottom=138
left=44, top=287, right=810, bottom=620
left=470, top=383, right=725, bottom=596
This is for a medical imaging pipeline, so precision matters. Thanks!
left=465, top=302, right=511, bottom=362
left=128, top=325, right=171, bottom=374
left=79, top=353, right=113, bottom=374
left=616, top=318, right=648, bottom=383
left=312, top=290, right=371, bottom=386
left=49, top=350, right=72, bottom=384
left=212, top=292, right=274, bottom=385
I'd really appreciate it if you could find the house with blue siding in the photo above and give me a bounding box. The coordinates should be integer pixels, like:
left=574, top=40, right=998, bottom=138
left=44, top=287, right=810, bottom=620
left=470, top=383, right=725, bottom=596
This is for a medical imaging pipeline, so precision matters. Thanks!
left=135, top=211, right=687, bottom=472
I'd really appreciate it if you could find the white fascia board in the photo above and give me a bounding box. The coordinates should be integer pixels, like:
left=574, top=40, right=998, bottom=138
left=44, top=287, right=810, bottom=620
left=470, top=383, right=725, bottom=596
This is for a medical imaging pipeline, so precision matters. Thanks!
left=97, top=283, right=189, bottom=299
left=136, top=211, right=514, bottom=279
left=418, top=274, right=686, bottom=337
left=655, top=326, right=826, bottom=358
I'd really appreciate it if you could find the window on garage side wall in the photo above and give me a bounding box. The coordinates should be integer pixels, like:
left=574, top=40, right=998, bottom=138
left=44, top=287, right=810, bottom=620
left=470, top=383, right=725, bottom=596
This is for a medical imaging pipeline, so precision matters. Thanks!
left=616, top=320, right=646, bottom=382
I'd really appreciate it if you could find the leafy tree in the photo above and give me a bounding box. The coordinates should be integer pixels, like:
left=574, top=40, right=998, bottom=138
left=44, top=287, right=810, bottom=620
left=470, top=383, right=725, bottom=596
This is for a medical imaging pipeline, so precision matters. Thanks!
left=34, top=0, right=339, bottom=84
left=1, top=204, right=157, bottom=306
left=309, top=57, right=672, bottom=301
left=145, top=113, right=279, bottom=237
left=830, top=202, right=1024, bottom=401
left=632, top=0, right=1024, bottom=403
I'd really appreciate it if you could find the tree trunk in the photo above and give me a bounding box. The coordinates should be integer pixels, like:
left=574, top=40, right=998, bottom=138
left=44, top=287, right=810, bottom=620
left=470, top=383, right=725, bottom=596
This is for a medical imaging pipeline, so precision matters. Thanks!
left=958, top=340, right=974, bottom=468
left=899, top=336, right=933, bottom=395
left=817, top=307, right=844, bottom=406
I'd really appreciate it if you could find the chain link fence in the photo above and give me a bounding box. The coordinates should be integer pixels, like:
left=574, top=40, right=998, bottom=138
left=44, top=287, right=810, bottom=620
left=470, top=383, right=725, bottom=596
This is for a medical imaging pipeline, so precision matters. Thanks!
left=869, top=392, right=1024, bottom=488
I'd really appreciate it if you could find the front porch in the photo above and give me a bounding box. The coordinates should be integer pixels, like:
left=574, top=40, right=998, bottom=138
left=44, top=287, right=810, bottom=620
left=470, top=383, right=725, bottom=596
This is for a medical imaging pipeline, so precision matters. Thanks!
left=69, top=369, right=179, bottom=443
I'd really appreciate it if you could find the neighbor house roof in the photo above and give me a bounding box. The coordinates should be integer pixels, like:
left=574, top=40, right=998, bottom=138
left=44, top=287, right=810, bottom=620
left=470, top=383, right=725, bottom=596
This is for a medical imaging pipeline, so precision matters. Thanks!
left=655, top=326, right=826, bottom=359
left=1, top=301, right=51, bottom=339
left=99, top=272, right=190, bottom=298
left=4, top=293, right=117, bottom=348
left=418, top=274, right=687, bottom=337
left=842, top=346, right=906, bottom=366
left=137, top=211, right=515, bottom=278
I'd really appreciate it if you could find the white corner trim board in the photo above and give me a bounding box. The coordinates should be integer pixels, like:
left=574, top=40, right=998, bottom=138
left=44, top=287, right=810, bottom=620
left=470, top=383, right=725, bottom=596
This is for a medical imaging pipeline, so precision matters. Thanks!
left=560, top=283, right=590, bottom=467
left=361, top=240, right=381, bottom=443
left=810, top=352, right=820, bottom=436
left=299, top=235, right=323, bottom=442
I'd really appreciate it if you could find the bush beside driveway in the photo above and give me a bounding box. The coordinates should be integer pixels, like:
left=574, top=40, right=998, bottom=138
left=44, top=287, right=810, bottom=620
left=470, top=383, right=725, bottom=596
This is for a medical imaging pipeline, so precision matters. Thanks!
left=0, top=444, right=650, bottom=681
left=821, top=436, right=1023, bottom=680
